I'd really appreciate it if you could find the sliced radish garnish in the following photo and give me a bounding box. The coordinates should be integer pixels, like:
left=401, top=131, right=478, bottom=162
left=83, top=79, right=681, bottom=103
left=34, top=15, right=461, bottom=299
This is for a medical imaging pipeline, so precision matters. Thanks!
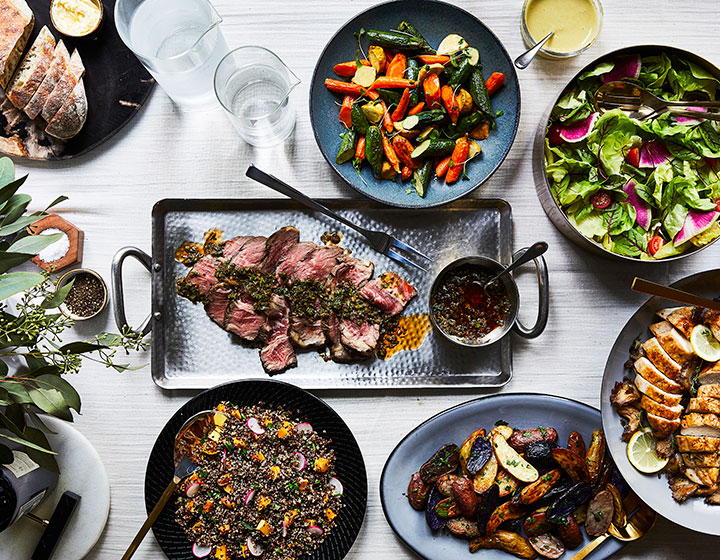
left=307, top=526, right=324, bottom=537
left=294, top=451, right=306, bottom=471
left=294, top=422, right=313, bottom=434
left=329, top=477, right=343, bottom=495
left=192, top=543, right=212, bottom=558
left=247, top=536, right=264, bottom=556
left=247, top=417, right=265, bottom=435
left=244, top=489, right=256, bottom=505
left=186, top=483, right=201, bottom=498
left=282, top=520, right=288, bottom=537
left=221, top=449, right=226, bottom=470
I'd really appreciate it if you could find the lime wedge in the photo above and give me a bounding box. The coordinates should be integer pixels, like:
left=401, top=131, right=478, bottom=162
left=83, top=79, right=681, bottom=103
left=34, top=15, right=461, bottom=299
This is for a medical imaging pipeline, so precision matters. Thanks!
left=627, top=428, right=669, bottom=474
left=691, top=324, right=720, bottom=362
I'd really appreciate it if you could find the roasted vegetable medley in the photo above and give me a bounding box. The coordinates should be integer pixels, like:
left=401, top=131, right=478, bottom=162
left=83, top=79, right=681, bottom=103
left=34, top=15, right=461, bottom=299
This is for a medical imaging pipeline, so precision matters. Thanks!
left=324, top=22, right=505, bottom=197
left=407, top=423, right=629, bottom=558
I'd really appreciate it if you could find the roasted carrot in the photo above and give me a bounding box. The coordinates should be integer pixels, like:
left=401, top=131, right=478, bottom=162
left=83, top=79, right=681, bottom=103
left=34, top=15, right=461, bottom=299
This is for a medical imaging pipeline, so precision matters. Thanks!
left=446, top=137, right=469, bottom=184
left=339, top=96, right=354, bottom=128
left=408, top=101, right=425, bottom=115
left=370, top=77, right=415, bottom=89
left=390, top=88, right=411, bottom=121
left=486, top=72, right=506, bottom=95
left=378, top=99, right=393, bottom=133
left=382, top=134, right=401, bottom=172
left=392, top=135, right=420, bottom=169
left=417, top=55, right=450, bottom=65
left=355, top=136, right=366, bottom=160
left=436, top=155, right=451, bottom=178
left=401, top=165, right=413, bottom=181
left=423, top=74, right=441, bottom=109
left=441, top=85, right=460, bottom=124
left=324, top=79, right=379, bottom=99
left=387, top=53, right=407, bottom=79
left=333, top=60, right=370, bottom=77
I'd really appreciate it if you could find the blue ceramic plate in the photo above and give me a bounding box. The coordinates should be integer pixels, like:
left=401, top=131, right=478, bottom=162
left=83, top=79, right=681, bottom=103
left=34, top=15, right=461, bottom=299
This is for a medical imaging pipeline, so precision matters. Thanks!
left=380, top=393, right=625, bottom=560
left=309, top=0, right=520, bottom=208
left=601, top=269, right=720, bottom=536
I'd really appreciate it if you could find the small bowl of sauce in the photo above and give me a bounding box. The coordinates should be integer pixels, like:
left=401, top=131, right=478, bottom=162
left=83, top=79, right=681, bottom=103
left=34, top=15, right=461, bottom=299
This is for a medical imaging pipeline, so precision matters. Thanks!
left=521, top=0, right=603, bottom=59
left=429, top=254, right=549, bottom=347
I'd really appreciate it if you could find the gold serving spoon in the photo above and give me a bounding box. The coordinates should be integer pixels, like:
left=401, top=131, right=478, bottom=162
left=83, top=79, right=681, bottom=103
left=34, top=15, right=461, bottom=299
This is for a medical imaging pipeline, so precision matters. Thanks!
left=571, top=493, right=657, bottom=560
left=631, top=277, right=720, bottom=312
left=121, top=410, right=228, bottom=560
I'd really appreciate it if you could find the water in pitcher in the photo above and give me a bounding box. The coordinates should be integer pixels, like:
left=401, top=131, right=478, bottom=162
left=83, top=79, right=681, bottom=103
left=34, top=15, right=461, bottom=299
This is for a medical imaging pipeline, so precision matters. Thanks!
left=123, top=0, right=228, bottom=108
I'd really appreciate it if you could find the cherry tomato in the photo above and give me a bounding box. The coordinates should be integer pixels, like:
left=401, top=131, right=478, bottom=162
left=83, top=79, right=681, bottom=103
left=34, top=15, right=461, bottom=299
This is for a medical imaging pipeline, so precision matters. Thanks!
left=548, top=124, right=564, bottom=146
left=590, top=190, right=612, bottom=209
left=716, top=199, right=720, bottom=212
left=649, top=235, right=664, bottom=256
left=626, top=147, right=640, bottom=168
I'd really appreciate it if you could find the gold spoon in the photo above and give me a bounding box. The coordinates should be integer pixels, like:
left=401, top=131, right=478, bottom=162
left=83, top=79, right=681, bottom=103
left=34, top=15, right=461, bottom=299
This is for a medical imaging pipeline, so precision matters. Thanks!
left=121, top=410, right=228, bottom=560
left=571, top=493, right=657, bottom=560
left=631, top=277, right=720, bottom=312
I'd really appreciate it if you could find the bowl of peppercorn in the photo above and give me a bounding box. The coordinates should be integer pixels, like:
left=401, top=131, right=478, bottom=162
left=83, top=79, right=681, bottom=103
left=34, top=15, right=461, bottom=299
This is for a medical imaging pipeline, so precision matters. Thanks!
left=56, top=268, right=108, bottom=320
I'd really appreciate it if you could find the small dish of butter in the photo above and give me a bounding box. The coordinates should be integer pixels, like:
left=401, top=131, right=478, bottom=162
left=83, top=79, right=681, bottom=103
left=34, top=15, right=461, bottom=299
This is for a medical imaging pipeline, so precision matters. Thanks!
left=521, top=0, right=603, bottom=59
left=50, top=0, right=104, bottom=38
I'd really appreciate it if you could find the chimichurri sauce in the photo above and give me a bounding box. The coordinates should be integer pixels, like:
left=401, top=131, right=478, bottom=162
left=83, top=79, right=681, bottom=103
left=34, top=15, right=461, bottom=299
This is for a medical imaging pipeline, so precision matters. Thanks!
left=431, top=264, right=511, bottom=343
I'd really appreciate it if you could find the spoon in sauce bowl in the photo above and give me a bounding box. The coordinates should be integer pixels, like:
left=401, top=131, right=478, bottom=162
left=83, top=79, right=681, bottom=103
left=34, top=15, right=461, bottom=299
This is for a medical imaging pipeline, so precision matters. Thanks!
left=484, top=241, right=548, bottom=291
left=514, top=31, right=554, bottom=69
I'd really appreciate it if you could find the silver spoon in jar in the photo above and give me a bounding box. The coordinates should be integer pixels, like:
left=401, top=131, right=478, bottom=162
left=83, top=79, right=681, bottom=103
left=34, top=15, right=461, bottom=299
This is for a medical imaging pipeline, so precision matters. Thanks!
left=121, top=410, right=229, bottom=560
left=514, top=31, right=554, bottom=69
left=484, top=241, right=548, bottom=291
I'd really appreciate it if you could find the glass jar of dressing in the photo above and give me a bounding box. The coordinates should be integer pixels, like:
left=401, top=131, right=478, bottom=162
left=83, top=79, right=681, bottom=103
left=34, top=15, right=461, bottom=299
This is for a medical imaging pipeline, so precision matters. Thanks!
left=521, top=0, right=603, bottom=59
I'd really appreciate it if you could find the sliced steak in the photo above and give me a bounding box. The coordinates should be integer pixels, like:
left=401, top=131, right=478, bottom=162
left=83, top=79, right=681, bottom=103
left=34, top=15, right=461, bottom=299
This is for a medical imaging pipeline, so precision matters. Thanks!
left=276, top=241, right=317, bottom=278
left=260, top=295, right=297, bottom=373
left=260, top=226, right=300, bottom=273
left=204, top=285, right=231, bottom=326
left=339, top=319, right=380, bottom=354
left=225, top=293, right=266, bottom=341
left=325, top=312, right=366, bottom=363
left=360, top=271, right=416, bottom=315
left=330, top=257, right=374, bottom=288
left=230, top=236, right=267, bottom=269
left=222, top=236, right=252, bottom=259
left=185, top=256, right=220, bottom=296
left=291, top=246, right=344, bottom=282
left=289, top=315, right=326, bottom=348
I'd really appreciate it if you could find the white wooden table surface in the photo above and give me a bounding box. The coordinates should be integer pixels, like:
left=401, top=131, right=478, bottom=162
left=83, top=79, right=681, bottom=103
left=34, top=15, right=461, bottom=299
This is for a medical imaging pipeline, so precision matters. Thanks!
left=14, top=0, right=720, bottom=558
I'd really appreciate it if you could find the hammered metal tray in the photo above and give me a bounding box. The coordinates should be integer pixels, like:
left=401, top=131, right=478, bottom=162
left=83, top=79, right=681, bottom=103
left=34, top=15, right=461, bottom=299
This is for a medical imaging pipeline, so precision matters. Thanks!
left=149, top=198, right=513, bottom=389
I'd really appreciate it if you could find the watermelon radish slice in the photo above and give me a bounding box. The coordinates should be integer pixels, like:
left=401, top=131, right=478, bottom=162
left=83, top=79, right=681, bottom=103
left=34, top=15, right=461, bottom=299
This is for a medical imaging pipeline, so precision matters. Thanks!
left=675, top=106, right=707, bottom=125
left=557, top=113, right=599, bottom=143
left=623, top=180, right=652, bottom=230
left=674, top=209, right=720, bottom=245
left=638, top=141, right=671, bottom=168
left=602, top=55, right=642, bottom=84
left=192, top=543, right=212, bottom=558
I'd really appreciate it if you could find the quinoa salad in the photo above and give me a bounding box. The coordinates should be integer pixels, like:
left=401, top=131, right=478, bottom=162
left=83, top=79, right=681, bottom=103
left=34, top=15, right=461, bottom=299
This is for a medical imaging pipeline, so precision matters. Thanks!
left=175, top=402, right=343, bottom=559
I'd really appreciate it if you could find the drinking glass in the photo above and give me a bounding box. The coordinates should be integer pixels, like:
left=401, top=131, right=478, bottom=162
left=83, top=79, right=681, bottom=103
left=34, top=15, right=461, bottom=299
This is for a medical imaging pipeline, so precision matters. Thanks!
left=114, top=0, right=230, bottom=109
left=213, top=47, right=300, bottom=147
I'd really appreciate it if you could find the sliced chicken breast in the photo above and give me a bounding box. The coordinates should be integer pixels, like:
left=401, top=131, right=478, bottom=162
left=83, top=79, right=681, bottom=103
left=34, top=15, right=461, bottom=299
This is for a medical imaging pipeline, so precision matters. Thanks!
left=704, top=309, right=720, bottom=343
left=688, top=398, right=720, bottom=415
left=634, top=374, right=683, bottom=406
left=676, top=435, right=720, bottom=453
left=647, top=413, right=681, bottom=439
left=656, top=307, right=698, bottom=339
left=681, top=453, right=720, bottom=468
left=634, top=357, right=684, bottom=394
left=685, top=467, right=720, bottom=487
left=640, top=394, right=683, bottom=420
left=698, top=384, right=720, bottom=399
left=649, top=320, right=695, bottom=364
left=681, top=414, right=720, bottom=438
left=642, top=337, right=683, bottom=380
left=699, top=362, right=720, bottom=386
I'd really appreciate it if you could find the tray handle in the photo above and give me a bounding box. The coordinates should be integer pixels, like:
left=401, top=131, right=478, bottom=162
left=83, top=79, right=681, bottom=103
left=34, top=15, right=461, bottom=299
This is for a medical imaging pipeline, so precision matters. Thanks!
left=512, top=248, right=549, bottom=339
left=111, top=246, right=152, bottom=337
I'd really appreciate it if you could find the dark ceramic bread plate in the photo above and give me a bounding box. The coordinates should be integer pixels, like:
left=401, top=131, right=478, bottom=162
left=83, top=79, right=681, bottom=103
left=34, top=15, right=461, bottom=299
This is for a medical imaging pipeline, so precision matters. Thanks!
left=381, top=393, right=625, bottom=560
left=309, top=0, right=520, bottom=208
left=145, top=379, right=367, bottom=560
left=0, top=0, right=154, bottom=160
left=601, top=269, right=720, bottom=536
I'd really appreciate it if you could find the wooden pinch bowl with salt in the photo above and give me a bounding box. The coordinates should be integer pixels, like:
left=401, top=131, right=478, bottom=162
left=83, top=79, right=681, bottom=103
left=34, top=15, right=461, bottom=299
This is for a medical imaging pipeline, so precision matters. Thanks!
left=30, top=214, right=84, bottom=271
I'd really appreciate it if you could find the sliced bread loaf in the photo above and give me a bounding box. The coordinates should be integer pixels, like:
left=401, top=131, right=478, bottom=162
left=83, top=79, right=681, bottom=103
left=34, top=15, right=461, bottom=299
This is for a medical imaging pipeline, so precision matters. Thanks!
left=0, top=0, right=33, bottom=88
left=24, top=40, right=69, bottom=120
left=7, top=26, right=55, bottom=109
left=41, top=47, right=83, bottom=122
left=45, top=78, right=86, bottom=140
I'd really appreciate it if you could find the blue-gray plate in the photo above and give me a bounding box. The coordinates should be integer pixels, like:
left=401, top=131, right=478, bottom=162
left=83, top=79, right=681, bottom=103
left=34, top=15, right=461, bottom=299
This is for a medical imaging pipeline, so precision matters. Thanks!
left=309, top=0, right=520, bottom=208
left=601, top=269, right=720, bottom=536
left=380, top=393, right=625, bottom=560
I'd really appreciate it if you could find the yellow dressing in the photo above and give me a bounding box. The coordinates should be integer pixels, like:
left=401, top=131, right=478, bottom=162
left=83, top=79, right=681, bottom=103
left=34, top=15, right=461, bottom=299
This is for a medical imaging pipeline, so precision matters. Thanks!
left=51, top=0, right=102, bottom=37
left=525, top=0, right=599, bottom=54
